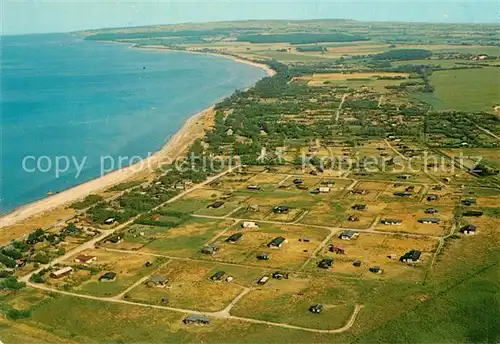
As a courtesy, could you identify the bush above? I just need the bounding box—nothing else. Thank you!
[0,276,26,291]
[6,309,32,320]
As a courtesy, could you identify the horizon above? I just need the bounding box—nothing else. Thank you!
[2,0,498,36]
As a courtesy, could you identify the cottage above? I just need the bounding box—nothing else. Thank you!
[462,198,476,206]
[257,276,269,285]
[318,258,334,269]
[99,272,116,282]
[353,260,362,267]
[427,194,439,201]
[50,266,73,279]
[74,254,97,265]
[208,201,224,209]
[108,235,123,244]
[256,252,269,260]
[273,205,289,214]
[210,271,225,282]
[317,187,330,193]
[201,245,218,255]
[15,259,26,268]
[296,184,308,190]
[293,178,303,185]
[183,315,211,325]
[272,271,289,280]
[299,237,312,242]
[398,174,411,180]
[425,208,439,214]
[329,244,346,254]
[309,304,324,314]
[463,210,483,217]
[242,221,258,229]
[394,191,412,197]
[226,233,243,243]
[400,249,422,263]
[248,204,260,212]
[247,185,261,190]
[352,204,366,211]
[350,189,367,195]
[340,230,358,240]
[348,215,359,222]
[460,224,477,235]
[147,275,168,287]
[418,218,441,224]
[104,218,116,225]
[369,266,383,274]
[268,236,287,248]
[380,218,402,225]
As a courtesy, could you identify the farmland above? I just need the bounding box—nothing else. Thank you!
[1,18,499,344]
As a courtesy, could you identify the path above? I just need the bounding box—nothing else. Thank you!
[335,94,348,122]
[25,281,363,334]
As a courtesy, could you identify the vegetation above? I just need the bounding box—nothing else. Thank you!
[237,33,369,44]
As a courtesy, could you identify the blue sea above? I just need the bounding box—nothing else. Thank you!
[0,33,267,213]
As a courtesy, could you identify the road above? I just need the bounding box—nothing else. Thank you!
[335,94,348,122]
[25,281,364,334]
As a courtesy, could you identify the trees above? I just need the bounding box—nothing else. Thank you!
[372,49,432,61]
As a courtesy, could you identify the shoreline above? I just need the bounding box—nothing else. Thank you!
[0,49,274,229]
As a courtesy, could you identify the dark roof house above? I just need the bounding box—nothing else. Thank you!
[268,236,286,248]
[418,218,440,224]
[339,230,358,240]
[226,233,243,243]
[183,315,211,325]
[99,272,116,282]
[400,249,422,263]
[380,218,402,225]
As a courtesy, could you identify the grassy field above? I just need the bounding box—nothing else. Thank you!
[416,67,500,112]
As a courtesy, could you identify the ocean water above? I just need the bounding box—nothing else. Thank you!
[0,33,267,213]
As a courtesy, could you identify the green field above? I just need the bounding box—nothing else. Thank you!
[416,67,500,112]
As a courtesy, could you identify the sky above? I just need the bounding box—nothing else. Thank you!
[1,0,499,35]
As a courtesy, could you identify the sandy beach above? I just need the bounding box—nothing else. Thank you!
[0,52,274,230]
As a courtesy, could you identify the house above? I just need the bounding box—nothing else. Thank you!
[352,204,366,211]
[210,271,225,282]
[50,267,73,279]
[183,315,211,325]
[147,275,168,288]
[226,233,243,243]
[299,237,311,242]
[460,224,477,235]
[400,249,422,263]
[348,215,359,222]
[145,261,153,267]
[380,218,402,225]
[369,266,383,274]
[268,236,286,248]
[208,201,224,209]
[104,218,116,225]
[329,244,346,254]
[318,187,330,193]
[463,210,483,217]
[99,272,116,282]
[427,194,439,201]
[248,204,260,212]
[273,205,289,214]
[398,174,411,180]
[201,245,218,255]
[247,185,261,190]
[272,271,289,280]
[108,235,123,244]
[242,221,258,229]
[257,276,269,285]
[432,185,445,190]
[353,260,362,267]
[350,189,366,195]
[318,258,334,269]
[309,304,324,314]
[74,254,97,265]
[256,252,269,260]
[419,218,440,224]
[15,259,26,268]
[293,178,303,184]
[462,198,476,206]
[340,230,358,240]
[394,191,412,197]
[296,184,308,190]
[425,208,439,214]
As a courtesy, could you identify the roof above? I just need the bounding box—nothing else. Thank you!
[150,275,167,284]
[381,218,402,223]
[75,254,95,262]
[341,230,356,238]
[211,271,225,279]
[462,224,477,231]
[226,233,243,242]
[100,272,116,280]
[352,204,366,209]
[419,218,440,223]
[209,201,224,208]
[269,236,286,246]
[403,249,421,260]
[52,266,73,275]
[184,315,210,323]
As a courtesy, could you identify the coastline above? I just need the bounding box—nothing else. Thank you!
[0,50,274,229]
